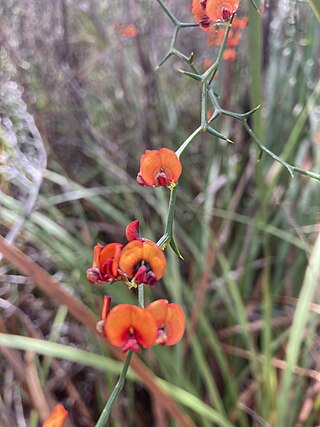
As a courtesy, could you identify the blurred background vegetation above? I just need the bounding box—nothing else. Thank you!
[0,0,320,426]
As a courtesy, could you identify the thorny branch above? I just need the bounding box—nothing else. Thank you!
[155,0,320,184]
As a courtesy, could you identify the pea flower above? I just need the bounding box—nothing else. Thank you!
[207,0,239,21]
[192,0,212,30]
[137,148,182,188]
[146,299,186,346]
[119,239,166,287]
[42,404,68,427]
[104,304,158,352]
[87,242,123,285]
[192,0,240,30]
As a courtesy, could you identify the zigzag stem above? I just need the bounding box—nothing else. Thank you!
[156,0,320,183]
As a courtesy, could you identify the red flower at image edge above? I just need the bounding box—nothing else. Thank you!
[192,0,240,30]
[119,239,166,287]
[42,404,68,427]
[87,242,123,285]
[104,304,158,352]
[207,0,239,21]
[137,148,182,188]
[146,299,186,346]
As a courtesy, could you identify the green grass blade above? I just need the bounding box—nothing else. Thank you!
[275,233,320,426]
[307,0,320,21]
[0,333,132,378]
[158,379,235,427]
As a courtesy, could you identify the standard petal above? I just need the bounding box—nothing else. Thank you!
[139,150,162,186]
[159,148,182,182]
[143,241,167,280]
[119,240,144,277]
[104,304,133,346]
[105,305,157,349]
[146,299,168,328]
[164,303,186,346]
[131,307,158,348]
[206,0,239,21]
[147,300,186,346]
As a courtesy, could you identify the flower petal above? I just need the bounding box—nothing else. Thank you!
[146,299,168,327]
[92,243,103,268]
[119,240,144,277]
[147,300,186,346]
[159,148,182,183]
[206,0,239,21]
[101,296,111,320]
[99,243,122,268]
[42,404,68,427]
[105,304,157,349]
[131,306,158,348]
[138,148,182,187]
[192,0,212,31]
[104,304,133,346]
[142,241,166,280]
[126,220,141,242]
[139,150,162,186]
[164,303,186,345]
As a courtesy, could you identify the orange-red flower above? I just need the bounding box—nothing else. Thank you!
[105,304,157,352]
[232,15,248,29]
[119,240,166,287]
[137,148,182,188]
[192,0,240,30]
[192,0,212,31]
[146,299,186,346]
[87,242,123,285]
[114,23,138,38]
[222,48,237,61]
[206,0,239,22]
[42,404,68,427]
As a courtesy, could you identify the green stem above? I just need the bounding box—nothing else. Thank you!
[96,279,145,426]
[171,27,180,49]
[156,185,178,248]
[156,0,320,184]
[291,167,320,182]
[164,185,177,237]
[201,82,207,128]
[138,284,145,308]
[242,121,294,178]
[175,126,202,158]
[179,22,199,28]
[202,16,235,82]
[155,0,178,25]
[95,351,133,427]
